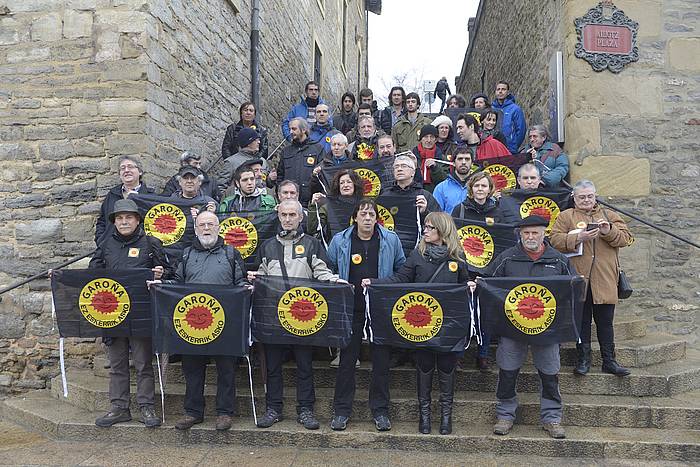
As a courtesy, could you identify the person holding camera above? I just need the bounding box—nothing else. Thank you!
[550,180,634,377]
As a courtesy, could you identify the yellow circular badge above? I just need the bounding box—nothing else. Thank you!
[306,156,315,165]
[295,245,305,255]
[144,203,187,246]
[457,225,495,268]
[483,164,516,191]
[448,261,458,272]
[519,196,561,234]
[376,204,395,231]
[219,216,258,258]
[356,142,375,160]
[173,293,225,345]
[504,283,557,335]
[354,168,381,196]
[392,292,443,342]
[278,287,328,336]
[79,278,131,328]
[351,254,362,264]
[576,221,587,230]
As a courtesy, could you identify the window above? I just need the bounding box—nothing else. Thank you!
[314,42,322,87]
[341,0,347,70]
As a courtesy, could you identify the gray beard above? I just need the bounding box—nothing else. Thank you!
[198,234,218,249]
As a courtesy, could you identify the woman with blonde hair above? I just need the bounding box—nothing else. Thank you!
[362,212,471,435]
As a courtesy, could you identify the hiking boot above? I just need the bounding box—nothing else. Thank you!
[543,422,566,439]
[330,415,349,431]
[257,408,282,428]
[493,418,513,435]
[574,343,592,376]
[139,406,161,428]
[297,408,320,430]
[95,408,131,427]
[174,415,203,430]
[476,356,489,372]
[373,414,391,431]
[215,415,232,431]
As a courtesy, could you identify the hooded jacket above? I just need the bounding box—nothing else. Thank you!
[217,149,270,198]
[218,187,277,214]
[170,236,248,286]
[451,196,504,222]
[309,120,339,153]
[89,226,171,276]
[491,94,527,154]
[221,120,269,160]
[277,137,325,205]
[95,183,154,245]
[282,96,327,141]
[432,173,470,215]
[527,141,569,188]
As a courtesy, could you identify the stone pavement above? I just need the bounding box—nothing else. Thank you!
[0,418,694,467]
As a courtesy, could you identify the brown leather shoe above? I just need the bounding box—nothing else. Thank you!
[216,415,232,431]
[174,415,203,430]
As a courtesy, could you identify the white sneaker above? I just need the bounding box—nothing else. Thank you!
[330,355,340,367]
[355,359,360,368]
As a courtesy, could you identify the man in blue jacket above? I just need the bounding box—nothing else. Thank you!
[326,198,405,432]
[491,81,527,154]
[308,104,339,153]
[282,81,325,141]
[432,147,475,214]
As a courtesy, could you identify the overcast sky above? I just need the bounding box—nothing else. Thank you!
[368,0,479,111]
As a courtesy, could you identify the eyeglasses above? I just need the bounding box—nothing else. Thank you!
[575,194,596,200]
[196,222,217,229]
[394,163,413,170]
[119,164,138,171]
[424,225,436,231]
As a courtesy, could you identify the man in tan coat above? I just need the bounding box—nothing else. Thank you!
[549,180,634,377]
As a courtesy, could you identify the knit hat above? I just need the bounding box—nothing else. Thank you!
[237,128,260,148]
[431,115,452,129]
[419,125,438,140]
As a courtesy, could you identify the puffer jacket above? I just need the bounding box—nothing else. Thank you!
[169,236,248,286]
[451,196,504,223]
[257,232,338,281]
[282,96,327,141]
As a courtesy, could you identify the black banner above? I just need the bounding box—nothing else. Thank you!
[131,194,200,264]
[500,188,572,234]
[477,276,586,345]
[217,210,278,270]
[479,153,530,192]
[320,158,392,198]
[51,268,153,338]
[151,283,251,356]
[367,283,471,352]
[324,196,358,240]
[452,218,517,276]
[251,276,354,348]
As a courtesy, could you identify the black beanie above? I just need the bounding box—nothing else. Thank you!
[419,125,438,140]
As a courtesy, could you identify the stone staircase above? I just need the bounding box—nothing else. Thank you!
[1,317,699,462]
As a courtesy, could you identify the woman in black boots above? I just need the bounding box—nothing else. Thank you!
[363,212,471,434]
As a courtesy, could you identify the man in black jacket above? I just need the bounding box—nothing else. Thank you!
[153,210,250,432]
[95,156,154,245]
[274,117,324,207]
[160,151,219,202]
[489,215,575,440]
[89,199,170,428]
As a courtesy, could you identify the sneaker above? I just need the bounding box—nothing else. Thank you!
[542,422,566,439]
[329,354,340,368]
[330,414,349,431]
[216,415,233,431]
[95,408,131,427]
[139,406,161,428]
[355,359,360,368]
[257,408,282,428]
[297,408,320,430]
[174,415,203,430]
[493,418,513,435]
[373,414,391,431]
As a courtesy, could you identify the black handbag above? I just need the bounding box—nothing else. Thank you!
[617,269,633,299]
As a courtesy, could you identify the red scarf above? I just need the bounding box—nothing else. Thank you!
[418,144,437,184]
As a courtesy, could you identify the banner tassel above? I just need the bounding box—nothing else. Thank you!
[50,294,56,332]
[246,355,258,426]
[59,337,68,397]
[316,206,328,249]
[466,290,477,350]
[475,295,483,345]
[363,287,373,342]
[316,173,329,195]
[414,206,422,247]
[155,352,166,424]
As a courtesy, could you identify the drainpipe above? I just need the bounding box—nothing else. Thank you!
[251,0,261,110]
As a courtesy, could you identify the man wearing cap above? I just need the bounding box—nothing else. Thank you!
[218,128,269,198]
[161,151,219,202]
[391,92,432,153]
[488,215,576,440]
[95,156,154,246]
[411,125,448,193]
[170,166,218,216]
[89,199,170,428]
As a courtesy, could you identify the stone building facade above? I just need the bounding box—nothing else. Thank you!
[458,0,700,346]
[0,0,370,393]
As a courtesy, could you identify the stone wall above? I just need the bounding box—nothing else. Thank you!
[457,0,564,128]
[0,0,368,393]
[458,0,700,347]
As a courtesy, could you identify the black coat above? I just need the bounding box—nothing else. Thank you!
[277,138,325,205]
[379,106,405,135]
[95,183,154,245]
[221,120,269,160]
[89,227,171,277]
[381,181,442,220]
[451,196,504,223]
[490,243,575,278]
[374,248,471,284]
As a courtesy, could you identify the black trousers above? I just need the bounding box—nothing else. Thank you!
[414,350,459,374]
[580,286,616,344]
[181,355,236,419]
[264,344,314,414]
[332,309,392,418]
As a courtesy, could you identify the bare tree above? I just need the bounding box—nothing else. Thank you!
[375,68,426,109]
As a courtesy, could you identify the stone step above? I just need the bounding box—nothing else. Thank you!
[53,369,700,430]
[91,349,700,397]
[1,392,698,462]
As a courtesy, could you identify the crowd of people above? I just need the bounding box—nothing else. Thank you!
[89,79,634,439]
